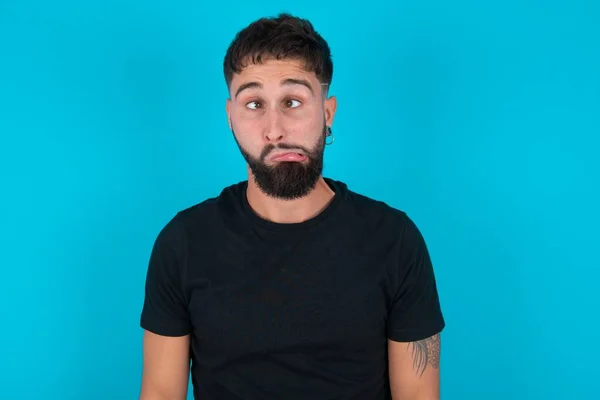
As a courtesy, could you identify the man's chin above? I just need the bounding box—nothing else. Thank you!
[250,163,321,199]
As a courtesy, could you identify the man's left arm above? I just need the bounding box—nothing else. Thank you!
[386,214,445,400]
[388,334,441,399]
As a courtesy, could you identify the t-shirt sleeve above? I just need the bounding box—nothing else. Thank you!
[387,214,445,342]
[140,216,192,337]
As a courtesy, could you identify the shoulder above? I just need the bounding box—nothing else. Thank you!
[336,179,414,231]
[155,180,247,244]
[331,179,429,255]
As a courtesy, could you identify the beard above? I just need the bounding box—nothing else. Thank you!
[233,125,326,200]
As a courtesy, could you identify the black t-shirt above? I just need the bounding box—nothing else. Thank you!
[140,178,445,400]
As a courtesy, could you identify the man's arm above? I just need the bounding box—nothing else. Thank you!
[139,331,191,400]
[386,214,445,399]
[388,334,441,400]
[139,216,192,400]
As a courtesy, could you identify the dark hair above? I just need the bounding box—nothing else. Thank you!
[223,13,333,92]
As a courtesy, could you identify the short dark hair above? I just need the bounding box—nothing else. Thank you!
[223,13,333,93]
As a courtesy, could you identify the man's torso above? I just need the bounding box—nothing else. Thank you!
[161,180,412,399]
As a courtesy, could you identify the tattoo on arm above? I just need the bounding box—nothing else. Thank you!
[407,333,441,377]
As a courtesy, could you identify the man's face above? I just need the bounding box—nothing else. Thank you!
[226,58,336,200]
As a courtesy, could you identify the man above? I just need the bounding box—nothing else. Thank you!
[139,13,445,400]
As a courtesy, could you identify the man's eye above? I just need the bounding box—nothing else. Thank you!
[284,99,302,108]
[246,101,262,110]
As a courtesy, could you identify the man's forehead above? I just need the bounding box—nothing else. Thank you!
[230,59,322,92]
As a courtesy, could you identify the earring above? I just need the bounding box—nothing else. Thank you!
[325,126,335,145]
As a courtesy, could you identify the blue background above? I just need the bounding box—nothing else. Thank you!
[1,1,598,399]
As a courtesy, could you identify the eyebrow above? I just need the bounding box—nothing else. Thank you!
[234,78,315,98]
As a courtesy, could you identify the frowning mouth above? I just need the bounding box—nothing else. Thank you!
[269,152,308,162]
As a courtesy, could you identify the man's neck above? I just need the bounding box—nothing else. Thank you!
[245,175,335,224]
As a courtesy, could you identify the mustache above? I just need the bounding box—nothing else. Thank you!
[260,143,312,161]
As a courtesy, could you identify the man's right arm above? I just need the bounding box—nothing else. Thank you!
[139,331,190,400]
[139,216,193,400]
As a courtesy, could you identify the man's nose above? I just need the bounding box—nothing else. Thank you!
[264,110,285,142]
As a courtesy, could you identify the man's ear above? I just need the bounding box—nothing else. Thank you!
[324,95,337,127]
[226,98,232,130]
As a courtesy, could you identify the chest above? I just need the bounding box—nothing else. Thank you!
[185,238,396,360]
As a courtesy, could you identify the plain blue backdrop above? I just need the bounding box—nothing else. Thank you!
[1,0,598,399]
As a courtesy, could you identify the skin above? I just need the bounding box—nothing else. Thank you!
[139,58,441,399]
[389,334,442,399]
[139,331,190,400]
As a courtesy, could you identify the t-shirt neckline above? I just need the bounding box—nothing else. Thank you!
[239,177,346,233]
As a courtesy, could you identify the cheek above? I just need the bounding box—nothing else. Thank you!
[285,117,323,142]
[232,107,268,134]
[231,118,263,150]
[282,105,323,133]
